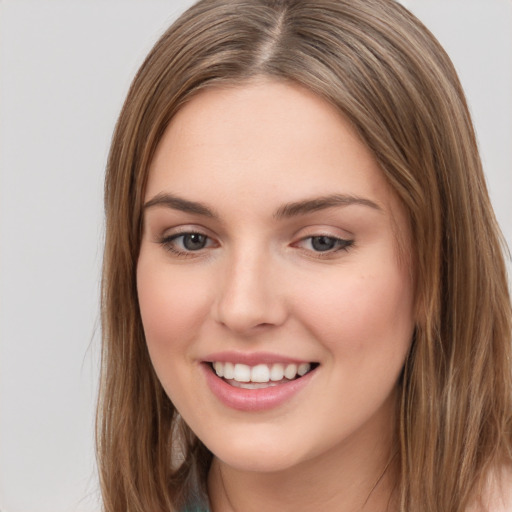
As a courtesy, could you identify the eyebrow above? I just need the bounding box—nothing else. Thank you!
[143,192,382,219]
[273,194,383,219]
[144,193,217,217]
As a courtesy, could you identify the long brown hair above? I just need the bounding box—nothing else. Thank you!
[97,1,512,510]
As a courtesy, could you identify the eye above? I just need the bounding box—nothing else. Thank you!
[159,231,216,256]
[297,235,353,253]
[176,233,209,251]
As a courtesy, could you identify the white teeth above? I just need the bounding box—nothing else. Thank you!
[251,364,270,383]
[213,361,224,377]
[223,362,235,379]
[270,363,284,381]
[212,361,312,383]
[284,363,298,379]
[234,363,251,382]
[298,363,310,376]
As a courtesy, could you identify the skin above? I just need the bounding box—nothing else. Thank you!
[137,79,415,511]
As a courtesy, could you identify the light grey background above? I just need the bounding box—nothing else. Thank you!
[0,1,510,511]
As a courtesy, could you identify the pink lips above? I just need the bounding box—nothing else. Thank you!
[203,351,311,365]
[200,353,317,412]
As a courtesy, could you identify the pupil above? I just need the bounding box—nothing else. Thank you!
[311,236,336,252]
[184,233,206,250]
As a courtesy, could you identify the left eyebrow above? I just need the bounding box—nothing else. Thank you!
[273,194,383,219]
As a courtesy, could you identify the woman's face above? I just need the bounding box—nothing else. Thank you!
[137,80,415,474]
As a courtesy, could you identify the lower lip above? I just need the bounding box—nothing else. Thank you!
[201,364,316,412]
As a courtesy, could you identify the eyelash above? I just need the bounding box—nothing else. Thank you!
[294,235,354,256]
[158,232,354,258]
[159,232,216,258]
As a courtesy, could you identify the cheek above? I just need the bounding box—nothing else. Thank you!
[136,255,212,356]
[295,260,414,359]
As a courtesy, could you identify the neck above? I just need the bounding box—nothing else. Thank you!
[207,405,399,512]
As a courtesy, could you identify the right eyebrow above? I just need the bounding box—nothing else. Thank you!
[143,192,217,218]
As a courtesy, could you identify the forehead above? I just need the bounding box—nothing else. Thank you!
[145,79,401,221]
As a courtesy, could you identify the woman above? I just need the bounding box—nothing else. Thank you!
[97,0,512,510]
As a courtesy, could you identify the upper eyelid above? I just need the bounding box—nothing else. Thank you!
[291,224,354,240]
[159,224,215,239]
[293,234,353,247]
[297,234,350,242]
[161,231,216,246]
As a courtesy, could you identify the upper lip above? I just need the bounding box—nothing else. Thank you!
[202,351,315,366]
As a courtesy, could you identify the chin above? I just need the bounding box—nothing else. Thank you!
[217,451,303,474]
[204,431,308,474]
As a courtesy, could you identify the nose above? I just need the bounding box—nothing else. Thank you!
[212,248,288,335]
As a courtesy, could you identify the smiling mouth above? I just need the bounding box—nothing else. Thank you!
[207,361,319,389]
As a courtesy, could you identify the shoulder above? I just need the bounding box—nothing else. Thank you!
[466,464,512,512]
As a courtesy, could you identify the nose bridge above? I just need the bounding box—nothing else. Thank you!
[214,240,285,333]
